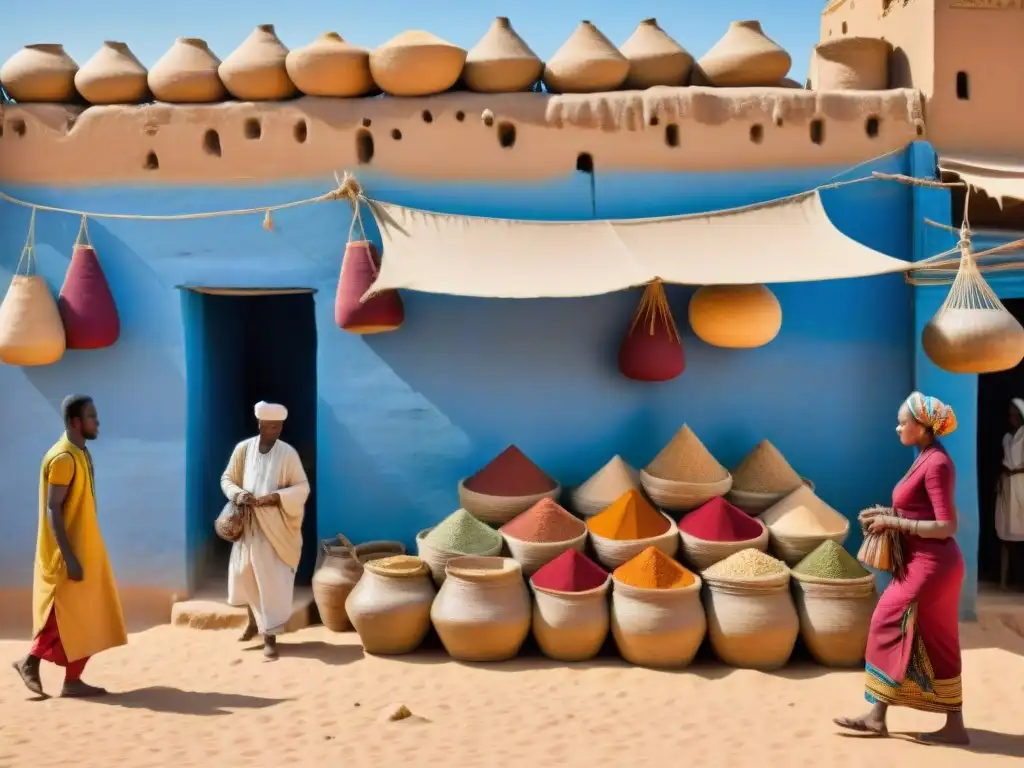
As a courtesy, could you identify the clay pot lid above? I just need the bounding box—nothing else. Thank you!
[466,16,539,61]
[550,20,627,63]
[365,555,429,577]
[620,18,692,60]
[379,30,461,50]
[25,43,68,52]
[300,31,369,53]
[176,37,213,49]
[446,555,521,580]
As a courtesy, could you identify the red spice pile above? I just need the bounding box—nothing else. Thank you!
[464,445,557,496]
[678,496,763,542]
[531,550,609,592]
[500,498,584,543]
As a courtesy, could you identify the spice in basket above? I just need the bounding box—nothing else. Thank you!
[576,455,640,502]
[587,489,670,540]
[532,550,609,592]
[703,548,787,579]
[730,439,803,493]
[464,445,557,496]
[423,509,502,554]
[678,497,763,542]
[792,540,870,580]
[760,486,847,536]
[614,546,695,589]
[500,498,585,543]
[645,425,728,482]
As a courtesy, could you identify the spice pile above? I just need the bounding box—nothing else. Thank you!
[464,445,557,496]
[645,425,728,483]
[792,540,870,580]
[731,439,803,493]
[576,455,640,502]
[532,550,609,592]
[369,555,426,575]
[679,497,763,542]
[501,498,585,543]
[614,546,695,589]
[760,486,848,536]
[587,489,671,540]
[423,509,502,554]
[703,548,787,579]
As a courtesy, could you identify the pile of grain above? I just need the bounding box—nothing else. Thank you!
[368,555,426,575]
[500,498,585,543]
[587,489,671,540]
[576,455,640,501]
[614,546,695,589]
[703,548,787,579]
[792,540,869,580]
[731,440,803,493]
[423,509,503,554]
[464,445,557,496]
[646,425,728,483]
[760,486,848,536]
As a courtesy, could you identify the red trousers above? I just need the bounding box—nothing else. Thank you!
[30,609,88,682]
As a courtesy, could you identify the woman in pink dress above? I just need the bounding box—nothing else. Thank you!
[834,392,968,745]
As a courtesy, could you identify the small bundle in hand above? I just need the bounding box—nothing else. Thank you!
[856,505,906,580]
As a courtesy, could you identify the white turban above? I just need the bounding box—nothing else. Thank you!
[254,401,288,422]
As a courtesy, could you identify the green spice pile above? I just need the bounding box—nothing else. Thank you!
[792,540,870,580]
[424,509,502,554]
[703,548,787,579]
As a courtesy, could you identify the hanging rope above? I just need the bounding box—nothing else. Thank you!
[629,279,680,342]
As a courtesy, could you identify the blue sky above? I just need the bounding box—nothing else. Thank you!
[3,1,826,83]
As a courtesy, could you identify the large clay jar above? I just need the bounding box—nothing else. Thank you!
[810,37,891,91]
[610,576,706,669]
[531,578,611,662]
[75,42,149,105]
[619,18,693,89]
[463,17,542,93]
[311,535,364,631]
[345,556,436,655]
[149,37,227,103]
[369,30,466,97]
[220,24,297,101]
[285,32,374,97]
[431,556,531,662]
[688,284,782,349]
[544,20,629,94]
[0,44,78,103]
[698,20,791,87]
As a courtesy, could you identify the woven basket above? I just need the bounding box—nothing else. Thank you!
[345,555,436,655]
[767,521,850,567]
[570,488,612,519]
[640,470,733,514]
[431,556,532,662]
[354,540,407,564]
[311,535,364,632]
[415,527,503,586]
[503,529,588,577]
[726,477,815,516]
[530,578,611,662]
[790,572,877,667]
[702,570,799,670]
[589,513,680,570]
[458,479,562,526]
[677,519,769,571]
[610,576,706,668]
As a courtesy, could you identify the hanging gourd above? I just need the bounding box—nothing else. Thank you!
[58,216,120,350]
[618,280,685,382]
[922,228,1024,374]
[688,284,782,349]
[0,209,66,366]
[334,193,404,334]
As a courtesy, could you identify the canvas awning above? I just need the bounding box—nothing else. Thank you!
[363,189,915,299]
[938,155,1024,207]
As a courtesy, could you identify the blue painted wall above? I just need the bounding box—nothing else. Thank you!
[0,145,945,610]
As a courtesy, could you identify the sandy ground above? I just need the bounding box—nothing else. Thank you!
[2,620,1023,768]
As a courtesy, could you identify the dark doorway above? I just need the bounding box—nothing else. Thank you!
[181,288,318,594]
[977,297,1024,589]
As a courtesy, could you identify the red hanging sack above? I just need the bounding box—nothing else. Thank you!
[58,216,120,350]
[618,279,685,382]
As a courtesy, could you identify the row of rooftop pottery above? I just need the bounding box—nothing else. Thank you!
[0,18,893,106]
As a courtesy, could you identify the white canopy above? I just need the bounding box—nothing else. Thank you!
[364,189,915,299]
[939,155,1024,208]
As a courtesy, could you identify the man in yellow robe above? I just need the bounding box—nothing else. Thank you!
[11,395,127,697]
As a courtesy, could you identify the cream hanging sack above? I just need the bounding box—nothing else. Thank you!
[0,209,66,366]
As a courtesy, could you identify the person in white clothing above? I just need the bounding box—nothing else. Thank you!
[220,401,310,659]
[995,398,1024,589]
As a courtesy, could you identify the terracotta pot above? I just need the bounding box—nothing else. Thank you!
[345,556,436,654]
[311,535,363,631]
[75,41,149,105]
[149,37,227,103]
[464,17,542,93]
[220,24,297,101]
[544,20,629,94]
[0,44,78,103]
[369,30,466,97]
[619,18,693,89]
[698,20,791,87]
[286,32,373,97]
[810,37,891,91]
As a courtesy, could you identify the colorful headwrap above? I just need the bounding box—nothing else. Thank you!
[904,392,957,437]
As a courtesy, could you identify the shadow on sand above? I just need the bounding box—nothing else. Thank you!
[839,729,1024,759]
[240,640,365,666]
[95,686,288,716]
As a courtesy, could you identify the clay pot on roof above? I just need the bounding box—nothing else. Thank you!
[75,42,149,105]
[697,20,791,87]
[369,30,467,97]
[543,20,629,94]
[286,32,374,97]
[463,17,542,93]
[219,24,297,101]
[148,37,227,103]
[619,18,693,89]
[0,44,78,103]
[809,37,891,91]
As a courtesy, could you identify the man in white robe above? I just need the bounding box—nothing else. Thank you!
[996,398,1024,588]
[221,401,309,659]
